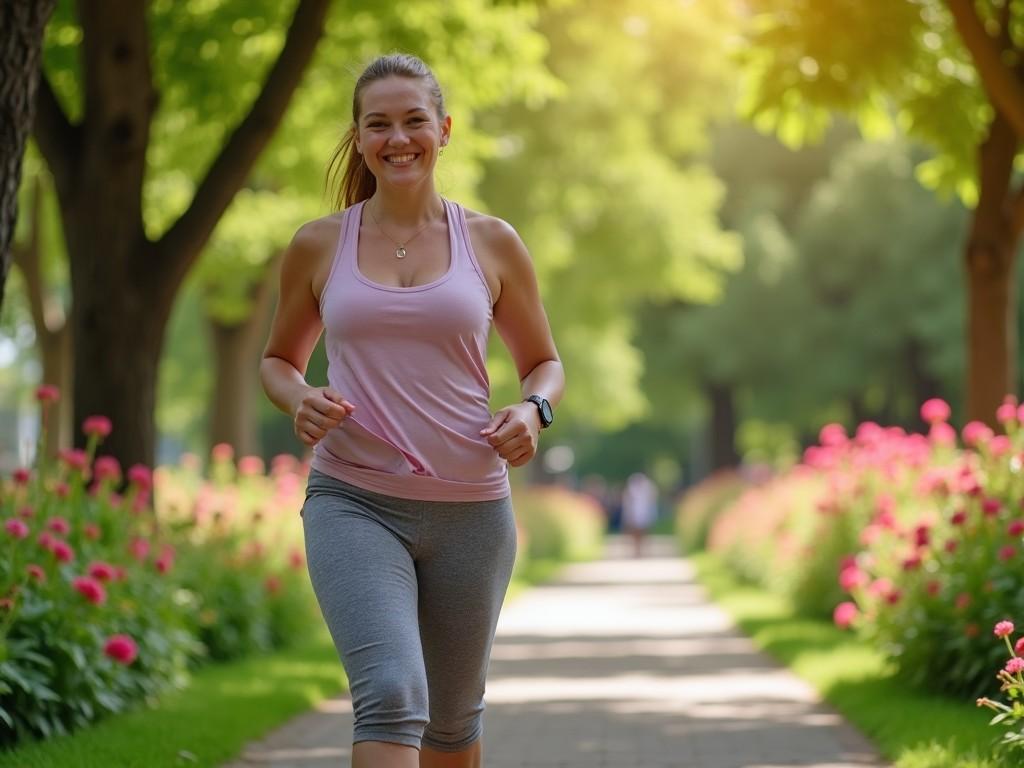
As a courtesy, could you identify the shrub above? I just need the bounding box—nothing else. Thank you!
[675,469,751,553]
[513,485,605,564]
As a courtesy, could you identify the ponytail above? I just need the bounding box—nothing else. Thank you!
[325,125,376,210]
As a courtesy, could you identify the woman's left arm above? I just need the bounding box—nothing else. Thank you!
[479,219,565,467]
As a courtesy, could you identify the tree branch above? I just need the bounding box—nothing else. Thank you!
[947,0,1024,137]
[32,72,79,201]
[158,0,330,283]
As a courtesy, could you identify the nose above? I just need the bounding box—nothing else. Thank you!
[388,126,409,145]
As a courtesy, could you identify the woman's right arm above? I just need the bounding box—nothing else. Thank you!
[260,221,354,447]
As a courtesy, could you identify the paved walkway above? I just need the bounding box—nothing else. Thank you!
[223,536,886,767]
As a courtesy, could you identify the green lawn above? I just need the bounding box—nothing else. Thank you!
[692,552,1010,768]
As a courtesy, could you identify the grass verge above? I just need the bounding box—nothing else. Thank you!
[692,551,1008,768]
[0,556,570,767]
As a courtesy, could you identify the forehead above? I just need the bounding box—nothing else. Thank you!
[359,77,433,118]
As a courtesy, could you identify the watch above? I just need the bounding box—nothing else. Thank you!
[525,395,554,429]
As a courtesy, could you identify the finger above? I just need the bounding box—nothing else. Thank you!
[311,399,350,421]
[322,389,356,413]
[489,421,528,447]
[298,430,319,446]
[481,409,511,436]
[508,446,533,465]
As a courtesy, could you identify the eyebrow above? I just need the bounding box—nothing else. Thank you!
[362,108,429,120]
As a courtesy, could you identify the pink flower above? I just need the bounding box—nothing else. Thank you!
[5,519,29,540]
[82,415,112,438]
[839,565,866,591]
[1008,520,1024,537]
[1006,657,1024,674]
[87,562,118,582]
[238,455,265,476]
[1016,637,1024,655]
[52,540,74,563]
[59,448,89,472]
[886,589,903,605]
[46,517,70,535]
[997,402,1019,425]
[914,524,931,548]
[104,634,138,665]
[921,398,951,424]
[1000,545,1017,561]
[54,481,70,498]
[819,423,847,447]
[83,523,101,541]
[951,510,968,526]
[26,564,46,582]
[869,578,894,597]
[93,456,122,483]
[833,601,859,629]
[990,435,1012,457]
[963,421,994,448]
[956,593,972,611]
[34,385,60,403]
[12,468,30,485]
[127,464,152,491]
[945,539,958,554]
[129,537,150,562]
[211,443,234,463]
[982,498,1002,517]
[72,576,107,605]
[995,620,1015,638]
[289,548,305,570]
[18,505,34,520]
[926,580,941,597]
[929,422,957,447]
[902,553,923,571]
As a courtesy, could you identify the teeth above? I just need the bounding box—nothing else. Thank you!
[387,154,416,163]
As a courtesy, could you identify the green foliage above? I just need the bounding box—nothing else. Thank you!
[674,469,750,552]
[513,485,605,564]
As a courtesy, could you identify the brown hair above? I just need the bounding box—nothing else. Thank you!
[325,53,447,210]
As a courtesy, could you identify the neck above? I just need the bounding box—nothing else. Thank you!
[369,184,444,227]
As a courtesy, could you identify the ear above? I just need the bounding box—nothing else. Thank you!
[440,114,452,147]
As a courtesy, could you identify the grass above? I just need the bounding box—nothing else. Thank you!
[0,558,569,767]
[692,551,1010,768]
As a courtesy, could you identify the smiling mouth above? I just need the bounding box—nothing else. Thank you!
[385,153,418,164]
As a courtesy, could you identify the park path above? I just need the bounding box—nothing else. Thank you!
[223,535,887,768]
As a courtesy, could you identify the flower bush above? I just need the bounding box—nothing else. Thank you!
[977,619,1024,757]
[674,469,752,553]
[512,485,606,566]
[0,388,317,746]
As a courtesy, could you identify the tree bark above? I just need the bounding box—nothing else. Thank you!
[11,174,72,455]
[32,0,330,469]
[965,111,1018,424]
[705,380,739,470]
[206,252,280,457]
[0,0,56,314]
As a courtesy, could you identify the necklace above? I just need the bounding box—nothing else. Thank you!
[366,200,439,259]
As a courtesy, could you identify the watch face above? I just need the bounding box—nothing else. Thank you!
[539,399,553,425]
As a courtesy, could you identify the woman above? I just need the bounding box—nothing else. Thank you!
[260,53,564,768]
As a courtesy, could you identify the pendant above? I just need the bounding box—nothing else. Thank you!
[396,246,407,259]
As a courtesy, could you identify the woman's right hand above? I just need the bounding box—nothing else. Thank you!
[293,387,355,446]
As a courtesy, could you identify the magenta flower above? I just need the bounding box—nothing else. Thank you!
[983,498,1002,517]
[82,415,112,438]
[51,540,74,563]
[1006,657,1024,674]
[46,517,70,535]
[34,385,60,403]
[928,422,957,446]
[818,423,847,447]
[1008,520,1024,537]
[54,481,70,498]
[238,455,265,476]
[59,448,89,472]
[129,537,150,562]
[4,518,29,540]
[127,464,152,491]
[93,456,122,483]
[833,601,859,629]
[997,401,1018,425]
[104,634,138,665]
[18,505,34,520]
[87,562,118,582]
[72,576,107,605]
[951,509,968,526]
[839,565,866,591]
[995,620,1015,638]
[1016,637,1024,655]
[963,421,994,448]
[211,442,234,462]
[26,564,46,582]
[1000,545,1017,562]
[83,523,101,541]
[921,398,951,424]
[990,435,1012,457]
[12,468,30,485]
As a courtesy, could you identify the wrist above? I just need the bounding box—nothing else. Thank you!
[523,394,554,429]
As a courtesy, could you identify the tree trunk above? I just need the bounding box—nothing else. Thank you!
[206,253,279,456]
[12,175,72,455]
[32,0,330,470]
[705,380,739,470]
[965,111,1018,425]
[0,0,56,314]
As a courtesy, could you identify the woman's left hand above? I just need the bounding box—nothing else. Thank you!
[481,403,541,467]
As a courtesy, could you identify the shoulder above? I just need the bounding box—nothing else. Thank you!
[463,207,529,262]
[283,211,346,295]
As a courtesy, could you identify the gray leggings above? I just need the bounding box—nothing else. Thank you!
[301,469,517,751]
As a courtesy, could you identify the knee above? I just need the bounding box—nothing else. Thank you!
[422,702,484,752]
[351,671,429,747]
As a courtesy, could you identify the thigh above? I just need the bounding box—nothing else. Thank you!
[301,482,428,725]
[415,496,517,721]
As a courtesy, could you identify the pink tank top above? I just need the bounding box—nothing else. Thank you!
[310,198,510,501]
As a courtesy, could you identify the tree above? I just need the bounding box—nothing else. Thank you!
[740,0,1024,423]
[32,0,330,470]
[0,1,56,313]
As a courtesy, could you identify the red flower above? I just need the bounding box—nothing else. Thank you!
[1015,637,1024,655]
[83,523,102,541]
[127,464,152,492]
[833,601,858,629]
[11,468,30,485]
[104,634,138,665]
[288,548,305,570]
[1000,545,1016,561]
[982,498,1002,517]
[34,385,60,404]
[129,537,150,562]
[93,456,122,483]
[59,449,89,472]
[951,510,968,526]
[87,562,118,582]
[72,576,107,605]
[26,564,46,582]
[52,540,74,563]
[47,517,70,535]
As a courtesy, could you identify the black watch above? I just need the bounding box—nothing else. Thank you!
[525,395,554,429]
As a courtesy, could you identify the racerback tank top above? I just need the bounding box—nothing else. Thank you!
[310,198,510,501]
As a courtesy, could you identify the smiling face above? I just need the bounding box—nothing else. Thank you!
[354,76,451,190]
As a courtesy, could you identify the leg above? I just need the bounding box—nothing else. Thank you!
[302,475,430,757]
[416,496,517,763]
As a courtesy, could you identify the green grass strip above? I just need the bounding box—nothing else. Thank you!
[0,562,569,767]
[692,552,1007,768]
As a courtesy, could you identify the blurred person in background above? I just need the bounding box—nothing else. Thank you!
[622,471,658,557]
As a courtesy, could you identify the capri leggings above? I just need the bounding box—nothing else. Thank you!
[300,469,517,752]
